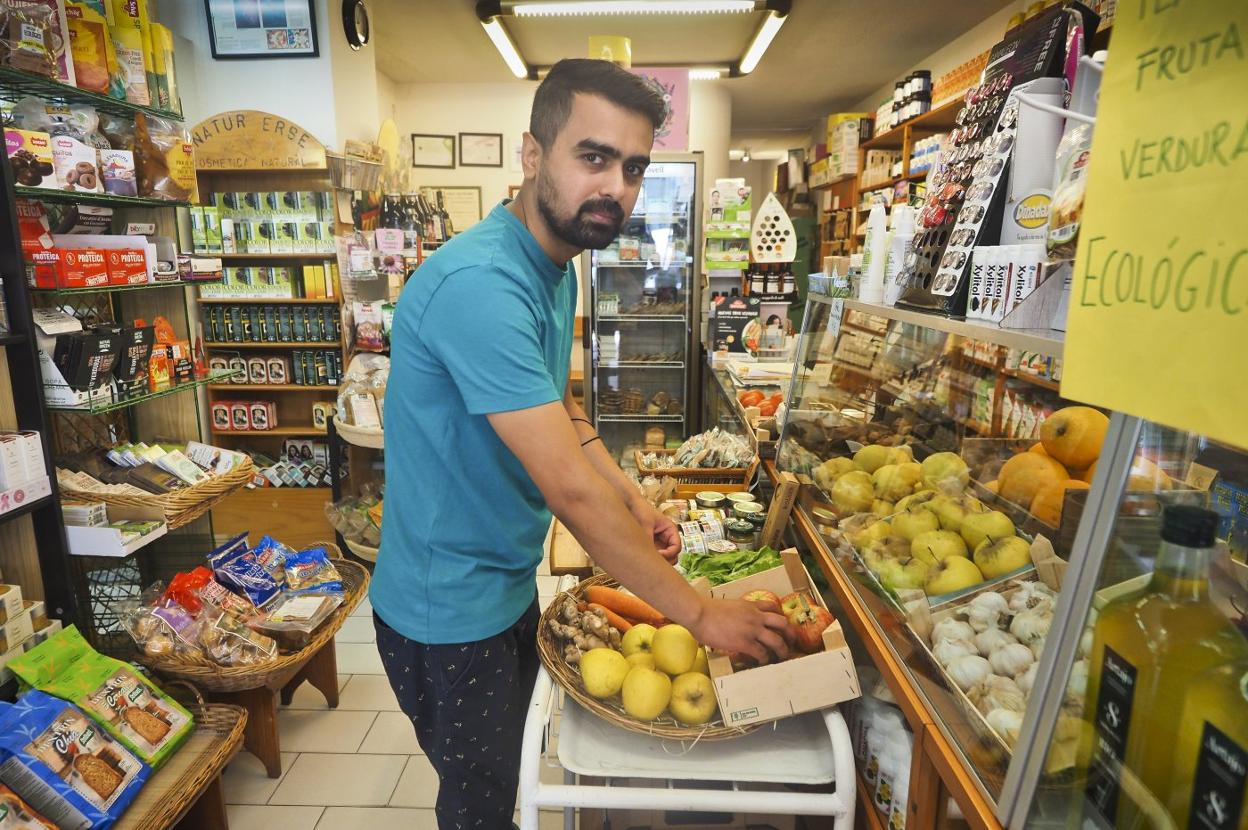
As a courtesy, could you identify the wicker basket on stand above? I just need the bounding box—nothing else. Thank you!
[537,573,758,742]
[138,543,369,693]
[634,448,759,488]
[60,458,256,530]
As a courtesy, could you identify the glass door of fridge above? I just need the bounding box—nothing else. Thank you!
[584,158,698,461]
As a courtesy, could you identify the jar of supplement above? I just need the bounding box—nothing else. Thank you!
[725,518,756,550]
[695,491,726,509]
[733,500,765,518]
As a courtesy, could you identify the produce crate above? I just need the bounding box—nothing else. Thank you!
[697,549,860,727]
[635,448,759,488]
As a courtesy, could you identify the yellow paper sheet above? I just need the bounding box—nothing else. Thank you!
[1061,2,1248,450]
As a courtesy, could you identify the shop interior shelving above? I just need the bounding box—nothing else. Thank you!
[195,165,342,549]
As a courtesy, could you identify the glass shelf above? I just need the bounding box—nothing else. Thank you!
[597,315,687,323]
[597,414,685,423]
[0,65,184,121]
[15,187,190,209]
[598,361,685,369]
[31,280,223,296]
[47,369,242,414]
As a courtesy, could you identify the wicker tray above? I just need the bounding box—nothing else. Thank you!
[538,574,758,742]
[60,458,255,530]
[139,544,370,693]
[333,416,384,449]
[344,537,378,563]
[634,448,759,487]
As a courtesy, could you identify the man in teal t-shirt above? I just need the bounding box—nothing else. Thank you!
[372,59,792,830]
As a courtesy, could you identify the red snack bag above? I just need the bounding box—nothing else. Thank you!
[163,566,213,613]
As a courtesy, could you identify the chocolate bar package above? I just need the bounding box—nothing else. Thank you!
[0,690,149,830]
[113,326,154,397]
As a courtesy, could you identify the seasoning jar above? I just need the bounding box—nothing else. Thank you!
[733,500,765,519]
[725,518,756,550]
[745,511,768,534]
[726,492,757,507]
[695,491,726,510]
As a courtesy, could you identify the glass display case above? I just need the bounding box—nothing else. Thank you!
[582,154,701,460]
[776,295,1248,828]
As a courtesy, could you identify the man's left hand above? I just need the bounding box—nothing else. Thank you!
[629,499,680,563]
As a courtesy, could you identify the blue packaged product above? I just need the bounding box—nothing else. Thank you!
[208,532,280,608]
[250,535,295,586]
[283,546,344,595]
[0,690,150,830]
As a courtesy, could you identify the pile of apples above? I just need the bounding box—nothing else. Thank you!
[813,443,926,517]
[738,390,784,419]
[987,405,1171,528]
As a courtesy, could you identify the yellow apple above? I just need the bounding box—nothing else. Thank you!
[872,499,896,518]
[960,510,1016,549]
[652,624,698,675]
[888,446,916,465]
[873,463,922,501]
[669,672,718,725]
[920,452,970,492]
[620,623,657,658]
[861,536,911,574]
[579,648,630,699]
[876,555,932,590]
[973,536,1032,579]
[849,519,892,551]
[891,508,940,542]
[853,444,894,473]
[910,529,968,564]
[924,557,984,595]
[895,490,937,513]
[626,652,656,670]
[691,648,709,676]
[832,470,875,513]
[621,666,672,720]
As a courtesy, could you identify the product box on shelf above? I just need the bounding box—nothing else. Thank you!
[0,607,34,655]
[100,148,138,196]
[0,432,45,489]
[697,549,860,726]
[64,503,167,558]
[30,248,111,290]
[4,129,58,189]
[50,135,102,193]
[0,584,23,626]
[0,641,30,685]
[106,249,150,285]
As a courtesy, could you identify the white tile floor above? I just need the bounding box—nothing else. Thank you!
[221,556,571,829]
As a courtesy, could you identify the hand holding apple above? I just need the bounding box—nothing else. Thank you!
[690,595,794,666]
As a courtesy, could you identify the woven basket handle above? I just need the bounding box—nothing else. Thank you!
[162,678,208,711]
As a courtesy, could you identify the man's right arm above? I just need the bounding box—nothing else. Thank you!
[488,401,792,664]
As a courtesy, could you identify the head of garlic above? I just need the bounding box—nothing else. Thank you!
[986,708,1024,748]
[932,618,976,645]
[1009,582,1056,614]
[967,674,1025,715]
[1065,659,1089,707]
[933,637,978,667]
[974,627,1017,657]
[989,642,1035,677]
[967,604,1002,633]
[947,654,992,691]
[970,591,1010,618]
[1017,661,1039,695]
[1078,627,1093,658]
[1010,607,1053,645]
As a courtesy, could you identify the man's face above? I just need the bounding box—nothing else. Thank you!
[533,93,654,250]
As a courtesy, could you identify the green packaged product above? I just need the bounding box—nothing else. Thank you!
[8,625,194,769]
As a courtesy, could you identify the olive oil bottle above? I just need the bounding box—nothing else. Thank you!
[1081,506,1248,828]
[1169,660,1248,830]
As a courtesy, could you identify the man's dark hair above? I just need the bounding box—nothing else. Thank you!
[530,59,667,148]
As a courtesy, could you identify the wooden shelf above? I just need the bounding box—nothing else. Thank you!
[196,297,339,305]
[960,355,1002,371]
[861,98,962,151]
[207,384,337,391]
[1005,369,1061,392]
[959,416,992,436]
[204,341,341,349]
[214,253,336,261]
[210,426,328,436]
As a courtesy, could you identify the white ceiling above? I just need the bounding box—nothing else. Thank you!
[372,0,1012,136]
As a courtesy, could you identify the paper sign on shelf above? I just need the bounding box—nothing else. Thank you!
[1059,4,1248,450]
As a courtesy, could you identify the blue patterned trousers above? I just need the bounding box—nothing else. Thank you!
[375,601,540,830]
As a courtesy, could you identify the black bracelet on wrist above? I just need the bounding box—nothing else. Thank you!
[571,417,593,427]
[581,435,603,448]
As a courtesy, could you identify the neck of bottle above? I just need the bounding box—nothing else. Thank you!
[1149,539,1214,601]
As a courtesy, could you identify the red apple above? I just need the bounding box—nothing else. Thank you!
[779,590,812,618]
[741,589,781,607]
[782,592,835,654]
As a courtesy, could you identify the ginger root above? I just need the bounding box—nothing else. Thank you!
[550,596,620,665]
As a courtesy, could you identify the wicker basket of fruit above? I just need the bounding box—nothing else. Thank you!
[537,575,759,741]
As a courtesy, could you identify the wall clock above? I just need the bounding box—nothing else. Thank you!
[343,0,370,50]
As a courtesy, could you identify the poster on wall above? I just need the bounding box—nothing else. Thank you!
[205,0,319,59]
[629,68,689,152]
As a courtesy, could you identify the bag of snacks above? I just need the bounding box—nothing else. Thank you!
[208,533,280,608]
[198,610,277,666]
[121,600,205,661]
[252,593,343,651]
[64,0,125,98]
[284,546,344,595]
[133,113,198,201]
[9,626,194,769]
[251,535,295,588]
[0,783,58,829]
[0,2,57,78]
[162,566,213,614]
[0,690,149,829]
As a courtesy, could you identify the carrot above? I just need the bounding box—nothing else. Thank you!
[585,586,665,626]
[588,602,633,633]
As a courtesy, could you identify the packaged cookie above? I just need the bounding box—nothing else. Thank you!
[133,114,197,202]
[0,690,149,829]
[199,611,276,666]
[9,626,194,769]
[51,135,101,193]
[208,532,280,608]
[0,3,57,78]
[4,130,57,189]
[283,546,344,595]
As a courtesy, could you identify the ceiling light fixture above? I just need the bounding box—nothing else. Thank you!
[509,1,756,16]
[742,149,751,162]
[480,15,530,78]
[688,68,724,80]
[738,5,787,74]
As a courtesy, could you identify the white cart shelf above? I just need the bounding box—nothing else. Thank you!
[518,579,856,830]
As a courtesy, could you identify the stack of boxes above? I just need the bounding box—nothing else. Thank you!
[0,583,60,686]
[825,113,872,182]
[932,50,991,106]
[0,431,51,507]
[191,191,335,256]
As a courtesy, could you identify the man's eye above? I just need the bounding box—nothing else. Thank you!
[626,165,645,177]
[583,153,602,164]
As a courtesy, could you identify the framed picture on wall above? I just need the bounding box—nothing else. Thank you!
[508,185,522,199]
[204,0,320,59]
[459,133,504,168]
[411,134,456,169]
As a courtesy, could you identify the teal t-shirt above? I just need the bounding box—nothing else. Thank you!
[370,203,576,644]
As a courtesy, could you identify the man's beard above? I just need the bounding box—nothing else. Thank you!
[536,170,625,250]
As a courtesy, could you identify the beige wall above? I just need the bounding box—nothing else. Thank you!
[728,159,780,205]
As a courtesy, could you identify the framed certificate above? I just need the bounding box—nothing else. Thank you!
[459,133,503,168]
[204,0,319,59]
[411,134,456,169]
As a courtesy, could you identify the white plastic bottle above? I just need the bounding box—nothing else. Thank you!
[883,205,915,306]
[857,204,888,303]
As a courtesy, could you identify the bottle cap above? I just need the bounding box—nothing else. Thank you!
[1161,504,1219,548]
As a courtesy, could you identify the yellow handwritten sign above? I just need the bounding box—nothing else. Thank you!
[1061,2,1248,450]
[191,110,326,170]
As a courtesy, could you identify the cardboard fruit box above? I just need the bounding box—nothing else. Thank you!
[697,548,860,727]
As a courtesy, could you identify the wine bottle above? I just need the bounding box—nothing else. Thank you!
[437,190,455,238]
[1080,506,1248,828]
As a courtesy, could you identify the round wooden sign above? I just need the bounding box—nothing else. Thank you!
[192,110,327,170]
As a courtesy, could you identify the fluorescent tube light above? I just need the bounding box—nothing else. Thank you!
[688,68,724,80]
[512,1,756,16]
[738,9,785,74]
[481,17,529,78]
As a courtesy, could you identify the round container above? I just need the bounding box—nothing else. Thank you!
[725,518,756,550]
[733,501,765,518]
[707,539,738,555]
[745,512,767,532]
[811,507,840,539]
[726,492,757,506]
[695,491,726,509]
